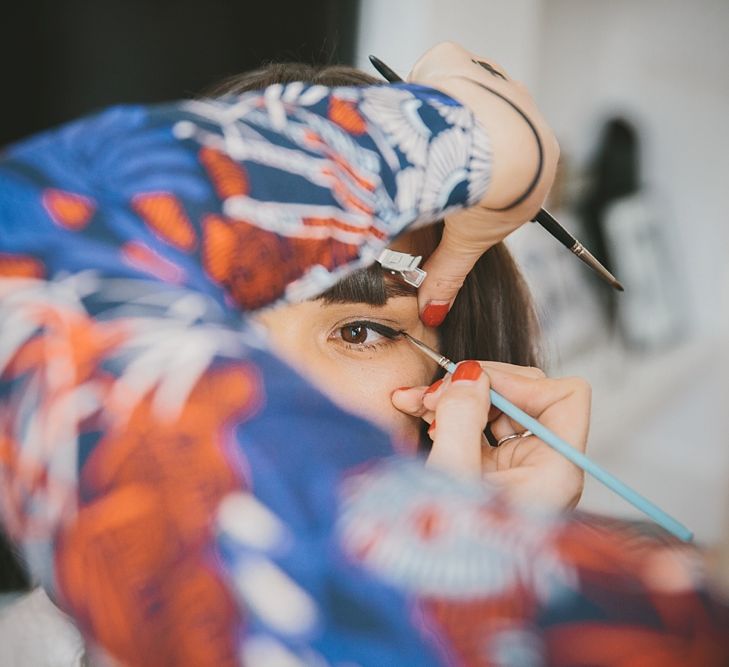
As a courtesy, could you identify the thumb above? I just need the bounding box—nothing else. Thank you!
[427,361,491,477]
[417,216,485,327]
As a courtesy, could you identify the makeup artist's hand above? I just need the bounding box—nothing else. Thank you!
[392,361,591,509]
[408,42,559,326]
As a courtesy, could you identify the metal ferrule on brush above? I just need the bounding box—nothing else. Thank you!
[401,332,456,373]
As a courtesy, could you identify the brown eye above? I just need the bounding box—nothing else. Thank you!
[340,324,369,344]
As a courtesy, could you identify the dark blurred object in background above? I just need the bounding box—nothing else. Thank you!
[575,118,640,297]
[0,0,360,146]
[574,116,684,350]
[0,531,28,592]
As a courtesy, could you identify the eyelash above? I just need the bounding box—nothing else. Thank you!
[330,320,400,352]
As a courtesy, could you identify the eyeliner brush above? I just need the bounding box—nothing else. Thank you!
[399,331,692,543]
[368,55,624,292]
[534,209,624,291]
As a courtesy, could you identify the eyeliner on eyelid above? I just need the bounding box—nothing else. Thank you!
[331,320,405,351]
[352,321,404,339]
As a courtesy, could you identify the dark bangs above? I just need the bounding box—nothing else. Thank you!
[320,221,541,370]
[318,264,417,306]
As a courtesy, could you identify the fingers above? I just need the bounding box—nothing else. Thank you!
[427,361,491,477]
[392,365,490,478]
[417,209,519,325]
[392,361,549,443]
[484,366,590,509]
[417,217,483,325]
[484,364,544,440]
[415,206,533,325]
[391,361,591,511]
[391,385,429,418]
[408,41,559,325]
[485,366,591,452]
[479,361,545,380]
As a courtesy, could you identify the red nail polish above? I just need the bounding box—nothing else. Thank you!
[452,360,482,382]
[424,378,444,395]
[421,302,450,327]
[428,419,437,436]
[394,386,412,393]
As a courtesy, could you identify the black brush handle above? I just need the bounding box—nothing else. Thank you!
[369,55,404,83]
[532,209,575,249]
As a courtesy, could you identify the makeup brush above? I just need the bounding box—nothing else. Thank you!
[393,329,692,542]
[368,55,624,292]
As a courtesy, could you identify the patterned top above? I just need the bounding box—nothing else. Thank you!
[0,83,727,667]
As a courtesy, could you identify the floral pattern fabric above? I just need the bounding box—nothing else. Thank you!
[0,83,727,666]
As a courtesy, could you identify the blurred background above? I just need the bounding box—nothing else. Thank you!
[357,0,729,546]
[1,0,727,593]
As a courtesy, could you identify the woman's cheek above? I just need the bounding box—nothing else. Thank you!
[342,367,413,432]
[308,349,433,440]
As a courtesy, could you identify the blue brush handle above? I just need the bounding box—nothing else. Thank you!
[489,388,693,541]
[442,359,693,542]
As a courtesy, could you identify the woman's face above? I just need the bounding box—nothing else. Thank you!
[255,268,439,452]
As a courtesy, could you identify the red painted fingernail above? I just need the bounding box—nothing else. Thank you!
[452,360,482,382]
[424,378,444,395]
[421,302,450,327]
[394,386,412,393]
[428,419,437,436]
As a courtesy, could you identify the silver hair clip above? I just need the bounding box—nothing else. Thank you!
[376,249,427,288]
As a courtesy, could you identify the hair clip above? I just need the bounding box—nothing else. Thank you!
[377,249,427,287]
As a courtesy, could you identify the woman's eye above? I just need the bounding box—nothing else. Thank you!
[334,321,387,348]
[341,323,386,345]
[341,324,369,344]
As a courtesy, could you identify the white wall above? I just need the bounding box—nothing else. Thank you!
[354,0,543,89]
[535,0,729,336]
[533,0,729,543]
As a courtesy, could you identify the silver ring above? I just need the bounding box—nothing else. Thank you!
[495,429,532,448]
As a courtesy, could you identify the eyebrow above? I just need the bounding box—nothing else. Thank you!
[316,266,417,306]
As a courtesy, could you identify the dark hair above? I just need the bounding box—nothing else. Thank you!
[0,530,29,592]
[202,62,384,96]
